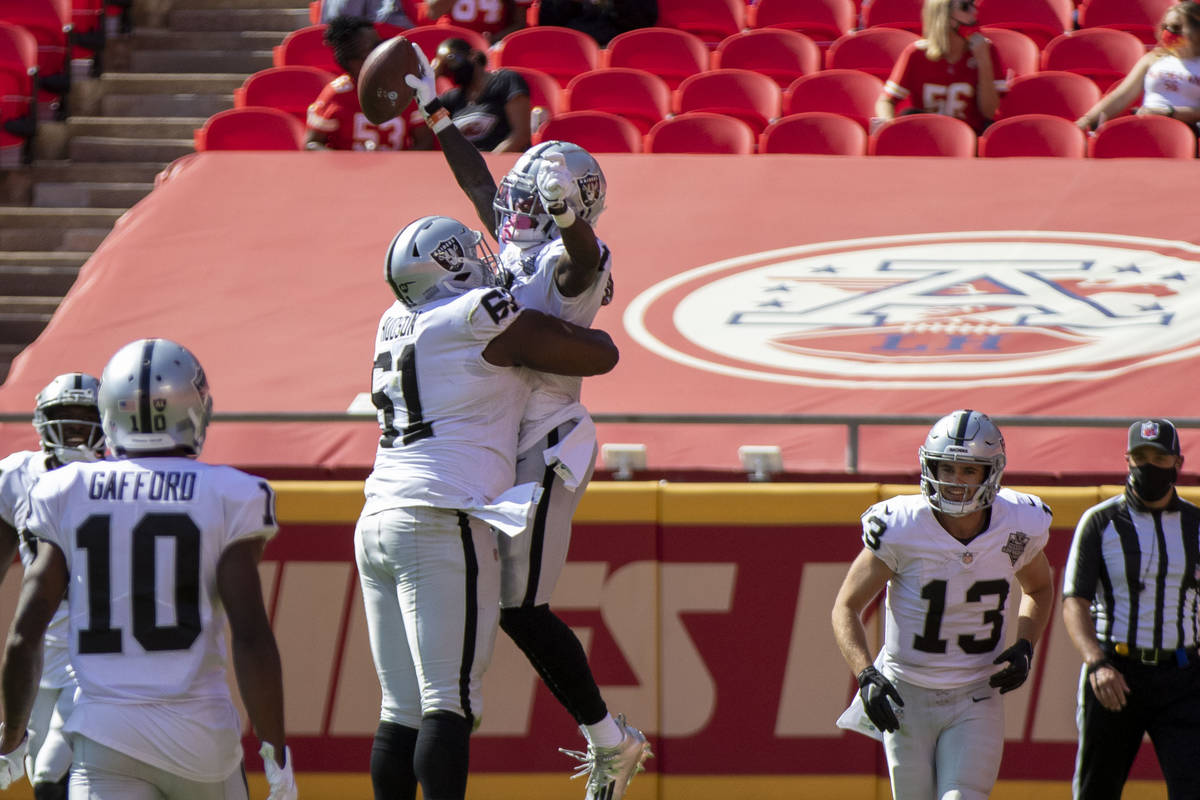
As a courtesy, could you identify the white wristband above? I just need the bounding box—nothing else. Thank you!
[550,206,576,227]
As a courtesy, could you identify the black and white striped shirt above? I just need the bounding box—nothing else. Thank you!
[1063,490,1200,652]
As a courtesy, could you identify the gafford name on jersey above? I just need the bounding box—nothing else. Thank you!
[86,468,196,502]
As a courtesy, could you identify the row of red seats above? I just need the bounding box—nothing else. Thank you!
[193,105,1196,158]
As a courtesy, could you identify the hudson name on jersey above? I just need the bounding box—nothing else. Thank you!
[864,489,1052,688]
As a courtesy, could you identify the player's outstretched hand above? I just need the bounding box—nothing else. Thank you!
[403,43,438,109]
[989,638,1034,694]
[536,153,579,220]
[259,742,298,800]
[857,666,903,733]
[0,726,28,790]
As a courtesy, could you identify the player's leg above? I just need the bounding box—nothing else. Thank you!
[31,687,74,799]
[882,678,937,800]
[404,509,501,800]
[355,509,422,800]
[1072,666,1144,800]
[67,735,179,800]
[25,686,58,784]
[932,682,1004,800]
[1144,662,1200,799]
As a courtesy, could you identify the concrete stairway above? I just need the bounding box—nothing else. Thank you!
[0,0,311,382]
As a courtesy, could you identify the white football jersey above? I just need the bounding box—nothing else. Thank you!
[863,489,1051,689]
[499,237,612,448]
[0,450,73,688]
[363,286,535,517]
[25,456,278,781]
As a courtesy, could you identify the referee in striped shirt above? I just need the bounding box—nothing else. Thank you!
[1062,418,1200,800]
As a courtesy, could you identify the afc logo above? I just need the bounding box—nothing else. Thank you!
[627,232,1200,388]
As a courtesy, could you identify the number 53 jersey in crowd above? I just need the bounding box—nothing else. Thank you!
[24,456,278,782]
[862,489,1051,689]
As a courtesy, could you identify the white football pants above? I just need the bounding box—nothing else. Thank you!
[67,736,247,800]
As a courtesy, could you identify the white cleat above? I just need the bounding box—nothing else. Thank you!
[559,714,653,800]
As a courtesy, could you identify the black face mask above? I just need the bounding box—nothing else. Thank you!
[1129,462,1178,502]
[446,57,475,87]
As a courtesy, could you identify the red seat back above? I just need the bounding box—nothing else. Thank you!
[534,110,643,153]
[657,0,746,45]
[1078,0,1175,45]
[603,27,710,90]
[1088,115,1198,158]
[862,0,924,33]
[977,113,1088,156]
[979,27,1041,80]
[675,68,783,134]
[490,25,600,88]
[712,29,821,88]
[869,113,977,156]
[976,0,1072,47]
[995,70,1103,120]
[234,66,334,121]
[824,27,919,80]
[194,107,307,152]
[403,24,490,61]
[506,66,563,117]
[783,69,884,130]
[564,67,671,134]
[273,24,340,74]
[747,0,856,47]
[758,111,868,154]
[1040,28,1147,92]
[645,111,757,153]
[0,0,71,80]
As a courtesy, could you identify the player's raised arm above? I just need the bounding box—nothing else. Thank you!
[404,43,499,232]
[483,308,618,376]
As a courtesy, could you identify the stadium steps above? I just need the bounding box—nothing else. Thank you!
[0,0,312,383]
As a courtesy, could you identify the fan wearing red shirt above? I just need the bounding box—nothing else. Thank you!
[876,0,1003,135]
[305,15,433,150]
[417,0,530,43]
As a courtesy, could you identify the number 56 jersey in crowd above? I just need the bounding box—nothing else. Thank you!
[862,489,1051,689]
[24,456,278,782]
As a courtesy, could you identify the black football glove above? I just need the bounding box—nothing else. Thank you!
[857,666,904,733]
[989,638,1034,694]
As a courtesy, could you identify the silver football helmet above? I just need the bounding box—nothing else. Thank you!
[493,140,607,246]
[919,409,1006,516]
[385,215,501,309]
[98,339,213,457]
[33,372,105,464]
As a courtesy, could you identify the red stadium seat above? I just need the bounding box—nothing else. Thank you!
[1077,0,1175,45]
[564,68,671,134]
[977,113,1087,156]
[194,107,307,152]
[861,0,924,33]
[490,25,600,88]
[533,110,643,153]
[0,0,72,102]
[758,111,867,154]
[824,27,919,80]
[603,27,710,90]
[71,0,105,60]
[995,70,1102,120]
[979,27,1041,80]
[657,0,746,46]
[675,68,783,134]
[747,0,856,47]
[506,66,563,120]
[976,0,1072,47]
[403,24,490,61]
[1040,28,1146,92]
[272,24,340,74]
[645,111,757,153]
[712,29,821,88]
[868,113,977,156]
[233,65,334,122]
[783,69,884,130]
[0,21,38,164]
[1088,115,1198,158]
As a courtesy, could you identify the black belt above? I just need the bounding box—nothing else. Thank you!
[1107,642,1200,666]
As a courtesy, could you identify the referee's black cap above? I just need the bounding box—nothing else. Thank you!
[1128,418,1181,455]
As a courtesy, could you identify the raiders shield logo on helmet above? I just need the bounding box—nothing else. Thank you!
[430,237,466,272]
[576,173,601,209]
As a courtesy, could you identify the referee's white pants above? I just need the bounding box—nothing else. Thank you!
[883,676,1004,800]
[67,736,247,800]
[355,506,501,729]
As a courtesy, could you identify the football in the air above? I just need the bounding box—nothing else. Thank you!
[358,36,419,125]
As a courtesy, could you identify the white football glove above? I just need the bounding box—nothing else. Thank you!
[259,742,297,800]
[403,43,438,109]
[536,154,579,221]
[0,726,29,791]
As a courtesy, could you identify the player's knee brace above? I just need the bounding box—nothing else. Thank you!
[415,711,472,800]
[370,720,419,800]
[32,776,68,800]
[500,605,607,725]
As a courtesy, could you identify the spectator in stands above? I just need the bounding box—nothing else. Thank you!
[433,37,531,152]
[416,0,529,44]
[536,0,658,46]
[320,0,414,27]
[1075,1,1200,133]
[306,15,433,150]
[875,0,1003,134]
